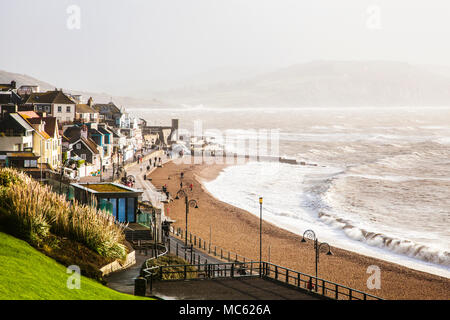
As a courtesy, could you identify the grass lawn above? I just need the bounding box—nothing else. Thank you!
[0,232,150,300]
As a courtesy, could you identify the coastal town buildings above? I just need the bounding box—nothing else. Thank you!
[24,89,76,124]
[0,78,181,233]
[75,97,99,123]
[17,85,40,96]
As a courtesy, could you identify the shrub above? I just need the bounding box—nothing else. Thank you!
[0,168,127,259]
[0,168,23,188]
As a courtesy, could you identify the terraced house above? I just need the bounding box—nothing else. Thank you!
[18,112,61,169]
[75,97,99,123]
[24,89,76,124]
[0,112,61,170]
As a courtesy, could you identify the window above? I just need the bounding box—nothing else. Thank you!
[57,106,62,112]
[66,106,71,112]
[29,160,37,168]
[127,198,135,223]
[118,198,126,222]
[81,154,86,160]
[76,143,81,150]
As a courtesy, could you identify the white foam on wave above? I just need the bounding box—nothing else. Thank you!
[202,161,450,278]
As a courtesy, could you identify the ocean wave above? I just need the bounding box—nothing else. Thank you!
[318,212,450,266]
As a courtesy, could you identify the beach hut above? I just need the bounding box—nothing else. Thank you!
[70,182,143,223]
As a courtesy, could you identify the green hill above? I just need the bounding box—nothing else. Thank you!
[0,232,149,300]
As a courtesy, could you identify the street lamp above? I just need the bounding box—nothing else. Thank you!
[259,197,263,277]
[301,229,332,291]
[175,188,198,255]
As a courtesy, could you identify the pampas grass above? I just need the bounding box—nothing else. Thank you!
[0,168,126,259]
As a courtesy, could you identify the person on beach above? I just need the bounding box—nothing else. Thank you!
[189,183,193,191]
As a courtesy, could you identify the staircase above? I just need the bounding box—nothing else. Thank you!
[125,223,153,242]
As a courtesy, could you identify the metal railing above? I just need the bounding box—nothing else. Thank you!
[168,228,383,300]
[156,261,261,280]
[172,227,253,264]
[262,262,382,300]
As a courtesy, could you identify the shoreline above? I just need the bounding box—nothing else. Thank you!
[150,158,450,300]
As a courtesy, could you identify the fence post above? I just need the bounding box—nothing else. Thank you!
[176,242,178,257]
[231,263,234,278]
[349,289,352,300]
[335,284,339,299]
[275,265,278,280]
[214,246,217,256]
[184,265,187,280]
[286,269,289,283]
[228,251,230,262]
[322,280,325,295]
[297,273,300,287]
[220,248,223,259]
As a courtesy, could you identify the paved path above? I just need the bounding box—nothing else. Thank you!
[104,250,151,295]
[105,235,228,296]
[150,277,321,300]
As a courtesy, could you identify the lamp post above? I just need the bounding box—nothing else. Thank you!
[259,196,263,277]
[301,229,332,291]
[175,188,198,259]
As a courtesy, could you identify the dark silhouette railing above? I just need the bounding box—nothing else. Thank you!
[166,228,383,300]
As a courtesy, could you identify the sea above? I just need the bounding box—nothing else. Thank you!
[132,105,450,278]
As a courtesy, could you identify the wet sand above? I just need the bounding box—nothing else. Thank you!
[149,158,450,300]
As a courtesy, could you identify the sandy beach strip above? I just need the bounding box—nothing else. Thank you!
[149,157,450,300]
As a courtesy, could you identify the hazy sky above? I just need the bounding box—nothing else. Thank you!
[1,0,450,96]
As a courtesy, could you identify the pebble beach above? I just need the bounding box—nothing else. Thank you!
[149,158,450,300]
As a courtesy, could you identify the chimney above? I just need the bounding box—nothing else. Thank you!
[10,81,16,89]
[81,124,88,139]
[88,97,93,107]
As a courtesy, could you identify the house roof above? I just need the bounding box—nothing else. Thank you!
[17,111,40,119]
[76,103,97,114]
[7,152,40,159]
[64,126,100,154]
[98,127,111,135]
[25,90,75,105]
[8,113,35,132]
[78,137,100,154]
[20,114,58,139]
[42,117,58,139]
[92,102,121,114]
[63,126,82,143]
